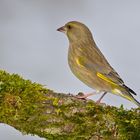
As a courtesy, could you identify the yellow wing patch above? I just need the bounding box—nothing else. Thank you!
[97,72,118,86]
[75,57,85,67]
[97,72,133,101]
[76,58,82,66]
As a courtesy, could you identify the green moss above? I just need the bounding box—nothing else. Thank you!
[0,70,140,140]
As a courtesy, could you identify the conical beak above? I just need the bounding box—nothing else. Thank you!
[57,26,67,33]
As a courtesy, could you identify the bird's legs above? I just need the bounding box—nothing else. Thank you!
[76,93,94,99]
[76,91,100,100]
[96,92,107,104]
[75,91,107,103]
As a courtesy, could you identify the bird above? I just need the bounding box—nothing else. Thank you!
[57,21,140,107]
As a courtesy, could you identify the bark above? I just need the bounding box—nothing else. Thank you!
[0,70,139,140]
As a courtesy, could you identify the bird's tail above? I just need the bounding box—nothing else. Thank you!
[113,85,140,107]
[132,97,140,107]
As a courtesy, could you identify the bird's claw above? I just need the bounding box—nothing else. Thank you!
[75,92,94,100]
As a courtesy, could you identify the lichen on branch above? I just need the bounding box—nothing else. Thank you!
[0,70,139,140]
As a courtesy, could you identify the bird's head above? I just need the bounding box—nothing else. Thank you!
[57,21,93,43]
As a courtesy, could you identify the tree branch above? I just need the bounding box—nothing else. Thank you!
[0,70,139,140]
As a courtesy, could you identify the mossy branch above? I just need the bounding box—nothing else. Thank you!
[0,70,139,140]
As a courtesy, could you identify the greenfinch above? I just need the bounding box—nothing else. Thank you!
[57,21,140,107]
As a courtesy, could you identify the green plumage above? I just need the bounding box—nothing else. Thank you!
[57,21,140,107]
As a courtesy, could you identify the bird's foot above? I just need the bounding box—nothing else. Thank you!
[95,92,107,105]
[75,92,94,100]
[96,99,101,104]
[96,99,106,106]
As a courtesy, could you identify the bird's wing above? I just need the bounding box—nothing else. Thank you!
[78,44,124,85]
[92,44,124,85]
[77,55,124,85]
[96,70,124,86]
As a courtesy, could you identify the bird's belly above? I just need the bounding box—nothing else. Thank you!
[68,56,110,91]
[68,46,113,91]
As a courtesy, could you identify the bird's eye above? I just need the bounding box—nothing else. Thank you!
[67,25,72,29]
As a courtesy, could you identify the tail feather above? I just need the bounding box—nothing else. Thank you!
[113,86,140,107]
[123,84,137,95]
[123,85,140,107]
[132,98,140,107]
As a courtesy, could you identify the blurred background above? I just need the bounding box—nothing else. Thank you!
[0,0,140,139]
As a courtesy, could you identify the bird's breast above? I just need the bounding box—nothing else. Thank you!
[68,45,97,88]
[68,45,87,73]
[67,44,112,91]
